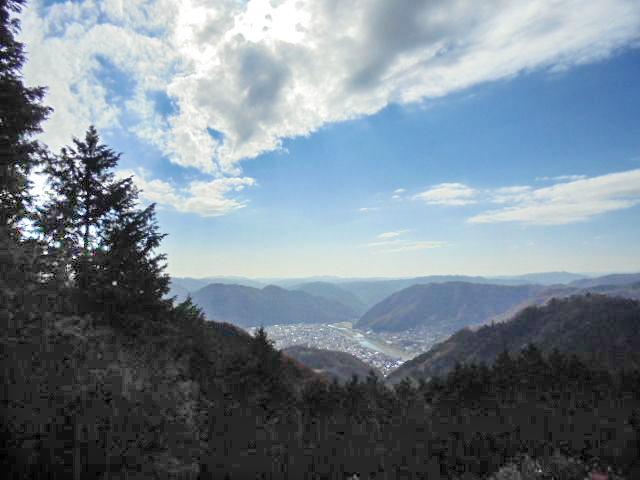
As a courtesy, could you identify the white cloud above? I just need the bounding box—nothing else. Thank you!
[414,182,477,205]
[116,169,256,217]
[384,241,447,253]
[489,185,533,204]
[469,169,640,225]
[20,0,640,179]
[366,239,447,253]
[535,174,587,182]
[377,230,409,239]
[20,0,179,153]
[391,188,406,200]
[366,231,445,253]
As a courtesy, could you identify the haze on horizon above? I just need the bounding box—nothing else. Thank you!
[169,271,638,284]
[20,0,640,279]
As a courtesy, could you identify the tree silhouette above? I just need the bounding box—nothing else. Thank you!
[0,0,51,228]
[36,127,170,324]
[36,127,129,284]
[0,0,53,325]
[93,189,169,317]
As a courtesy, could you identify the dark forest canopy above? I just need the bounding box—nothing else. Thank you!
[387,294,640,385]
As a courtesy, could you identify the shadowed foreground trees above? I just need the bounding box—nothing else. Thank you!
[200,339,639,479]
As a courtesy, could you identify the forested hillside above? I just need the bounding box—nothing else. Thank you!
[282,345,384,385]
[386,294,640,385]
[337,275,491,310]
[357,282,542,333]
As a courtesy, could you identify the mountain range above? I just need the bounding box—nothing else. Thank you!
[190,283,357,328]
[169,272,639,312]
[168,272,640,333]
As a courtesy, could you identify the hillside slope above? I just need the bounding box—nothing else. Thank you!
[338,275,491,310]
[1,301,324,477]
[356,282,542,333]
[386,294,640,385]
[282,345,384,385]
[166,281,190,304]
[481,282,640,325]
[191,283,357,328]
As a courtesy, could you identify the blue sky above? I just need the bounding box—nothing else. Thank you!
[19,0,640,278]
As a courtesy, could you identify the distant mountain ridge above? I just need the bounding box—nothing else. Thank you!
[190,283,357,328]
[168,272,640,328]
[569,273,640,288]
[385,294,640,385]
[291,281,367,316]
[355,282,543,333]
[171,276,266,291]
[337,275,492,310]
[167,276,268,304]
[167,282,190,304]
[486,282,640,325]
[486,271,588,285]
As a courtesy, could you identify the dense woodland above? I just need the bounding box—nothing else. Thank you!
[1,1,640,478]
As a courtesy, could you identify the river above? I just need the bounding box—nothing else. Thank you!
[328,322,415,361]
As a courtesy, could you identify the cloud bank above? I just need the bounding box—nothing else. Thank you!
[116,169,256,217]
[19,0,640,213]
[412,169,640,225]
[367,230,445,253]
[414,183,477,205]
[469,169,640,225]
[378,230,409,239]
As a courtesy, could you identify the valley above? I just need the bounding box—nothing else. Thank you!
[178,272,640,380]
[247,320,451,376]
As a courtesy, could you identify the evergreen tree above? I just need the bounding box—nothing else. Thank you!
[494,349,515,381]
[92,190,170,316]
[518,343,548,386]
[0,0,51,228]
[250,326,283,377]
[1,0,52,319]
[301,379,331,419]
[395,377,417,410]
[36,127,170,323]
[36,127,131,286]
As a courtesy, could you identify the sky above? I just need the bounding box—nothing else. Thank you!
[18,0,640,278]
